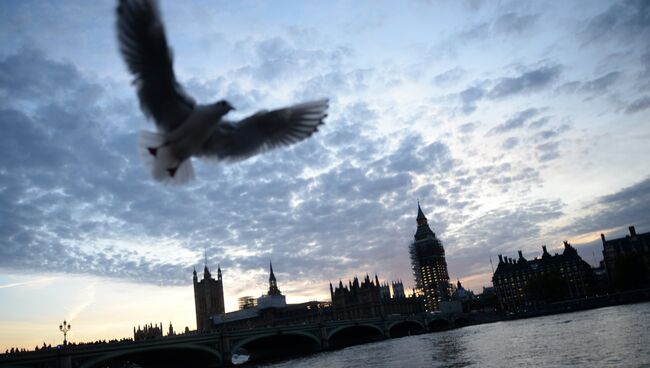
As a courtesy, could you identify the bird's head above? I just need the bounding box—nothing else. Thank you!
[214,100,235,114]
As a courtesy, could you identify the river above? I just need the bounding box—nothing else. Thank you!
[257,302,650,368]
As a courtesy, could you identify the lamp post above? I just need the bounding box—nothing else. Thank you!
[59,320,71,346]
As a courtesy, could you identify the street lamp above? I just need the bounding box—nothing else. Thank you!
[59,320,71,346]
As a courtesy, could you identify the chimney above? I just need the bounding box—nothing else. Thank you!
[518,250,524,259]
[601,233,606,244]
[629,226,636,237]
[498,254,503,263]
[542,245,548,253]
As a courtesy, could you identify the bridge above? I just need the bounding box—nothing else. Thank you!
[0,313,480,368]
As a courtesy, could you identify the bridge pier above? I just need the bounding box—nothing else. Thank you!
[319,325,329,349]
[219,337,232,368]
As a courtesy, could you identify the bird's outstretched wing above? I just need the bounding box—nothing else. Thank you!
[198,99,328,161]
[116,0,194,132]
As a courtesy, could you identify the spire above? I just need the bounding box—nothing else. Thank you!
[203,250,210,278]
[267,260,281,296]
[414,201,436,240]
[193,267,198,282]
[417,200,426,222]
[217,264,222,280]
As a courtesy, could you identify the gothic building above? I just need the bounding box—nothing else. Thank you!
[409,203,450,311]
[330,274,424,319]
[193,262,225,331]
[492,242,594,312]
[601,226,650,289]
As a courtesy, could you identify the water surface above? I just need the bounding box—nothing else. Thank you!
[260,302,650,368]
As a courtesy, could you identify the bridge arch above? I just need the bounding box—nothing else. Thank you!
[454,317,470,328]
[79,343,221,368]
[387,320,426,337]
[428,318,451,332]
[327,323,385,349]
[229,331,321,365]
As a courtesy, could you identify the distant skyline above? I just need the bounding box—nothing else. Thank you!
[1,0,650,351]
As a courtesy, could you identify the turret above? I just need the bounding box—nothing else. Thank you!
[542,245,550,258]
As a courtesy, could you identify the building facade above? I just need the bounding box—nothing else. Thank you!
[193,263,225,331]
[492,242,594,313]
[212,263,329,330]
[601,226,650,289]
[330,274,424,319]
[409,203,450,311]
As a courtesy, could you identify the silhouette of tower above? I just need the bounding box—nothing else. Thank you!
[409,202,450,311]
[267,261,282,296]
[193,259,225,331]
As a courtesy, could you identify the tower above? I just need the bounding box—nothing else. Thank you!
[409,202,450,311]
[267,261,282,296]
[193,260,225,331]
[256,261,286,309]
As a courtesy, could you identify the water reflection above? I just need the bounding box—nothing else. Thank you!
[433,331,471,367]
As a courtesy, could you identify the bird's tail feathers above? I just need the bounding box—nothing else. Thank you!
[139,130,194,185]
[138,130,166,163]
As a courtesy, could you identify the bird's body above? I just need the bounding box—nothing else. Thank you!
[116,0,328,184]
[139,103,233,182]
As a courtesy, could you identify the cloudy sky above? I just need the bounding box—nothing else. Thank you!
[1,0,649,350]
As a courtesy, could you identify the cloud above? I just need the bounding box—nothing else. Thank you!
[459,86,486,114]
[432,67,465,86]
[430,11,539,58]
[625,95,650,114]
[488,65,562,99]
[235,36,351,83]
[535,141,561,162]
[490,108,540,134]
[502,137,519,150]
[445,198,565,274]
[455,64,560,116]
[582,0,650,44]
[562,176,650,235]
[557,71,621,96]
[492,12,539,35]
[458,122,477,134]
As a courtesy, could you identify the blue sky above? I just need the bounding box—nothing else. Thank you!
[1,0,649,350]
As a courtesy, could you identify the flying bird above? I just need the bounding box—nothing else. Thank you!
[116,0,328,184]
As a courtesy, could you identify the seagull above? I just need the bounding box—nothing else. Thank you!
[116,0,328,184]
